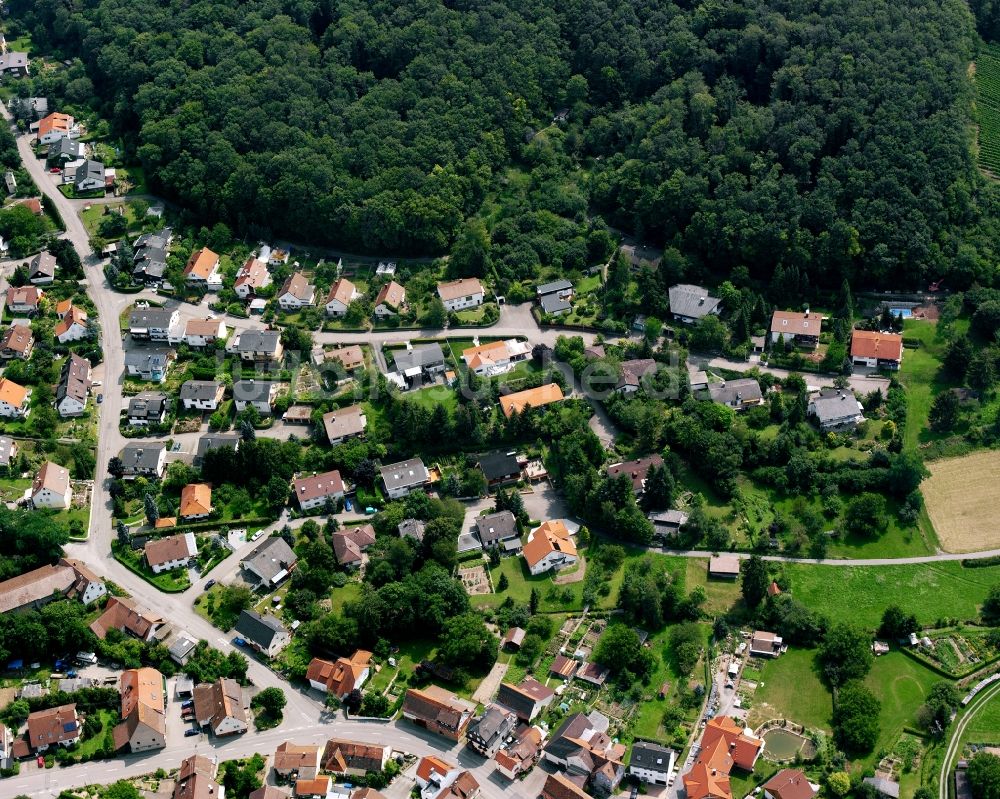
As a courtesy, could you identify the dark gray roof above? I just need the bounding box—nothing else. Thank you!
[476,511,518,546]
[707,378,763,405]
[133,229,172,252]
[181,380,224,401]
[668,284,721,319]
[237,330,281,353]
[129,308,175,329]
[380,458,429,491]
[74,159,104,187]
[649,510,688,528]
[478,451,520,481]
[809,389,863,424]
[56,353,91,403]
[128,391,168,418]
[536,279,572,296]
[469,705,516,745]
[233,379,276,403]
[392,343,445,372]
[196,433,241,458]
[50,137,84,159]
[540,294,572,314]
[234,609,287,649]
[242,536,297,584]
[133,257,167,280]
[123,349,171,370]
[545,712,593,758]
[398,518,425,541]
[30,251,57,279]
[629,741,675,772]
[121,442,166,473]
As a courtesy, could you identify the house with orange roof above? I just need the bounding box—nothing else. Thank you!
[325,278,360,316]
[414,756,481,799]
[682,717,763,799]
[462,339,531,376]
[850,329,903,370]
[540,773,591,799]
[523,520,577,576]
[234,257,271,299]
[113,667,166,753]
[295,776,331,798]
[179,483,212,520]
[306,650,372,697]
[437,278,485,312]
[374,281,406,317]
[183,248,222,291]
[499,383,564,418]
[55,306,89,343]
[36,112,77,145]
[495,725,545,780]
[0,377,30,418]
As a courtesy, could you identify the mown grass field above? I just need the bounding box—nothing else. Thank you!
[748,648,832,732]
[976,43,1000,176]
[960,689,1000,744]
[863,651,940,755]
[923,449,1000,552]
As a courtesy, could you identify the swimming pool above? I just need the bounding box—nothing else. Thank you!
[889,307,913,318]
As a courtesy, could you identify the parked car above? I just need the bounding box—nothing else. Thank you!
[181,700,194,709]
[49,167,60,173]
[204,579,216,590]
[184,728,200,737]
[97,393,103,403]
[345,499,353,512]
[37,756,45,767]
[233,637,246,647]
[364,506,376,515]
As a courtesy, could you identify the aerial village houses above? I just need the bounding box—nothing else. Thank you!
[475,510,521,552]
[770,310,822,348]
[325,278,360,316]
[495,726,545,780]
[184,318,227,348]
[120,442,167,479]
[124,349,173,382]
[615,358,658,394]
[233,257,271,298]
[477,451,523,488]
[709,553,741,579]
[127,391,169,426]
[183,247,223,290]
[763,769,818,799]
[32,461,72,509]
[495,677,554,722]
[628,741,676,786]
[499,383,565,418]
[541,773,591,799]
[233,379,281,415]
[174,755,222,799]
[851,329,904,370]
[241,536,297,587]
[537,279,574,316]
[113,667,166,753]
[90,596,165,641]
[413,755,480,799]
[180,380,226,411]
[322,739,389,777]
[129,307,181,342]
[401,686,476,741]
[292,470,345,511]
[234,609,291,658]
[324,344,365,372]
[708,378,765,410]
[192,677,248,736]
[27,704,80,752]
[0,377,30,418]
[668,284,722,324]
[468,705,518,757]
[35,112,75,144]
[462,339,531,376]
[55,305,89,343]
[0,435,16,471]
[233,329,284,363]
[29,251,57,284]
[374,280,406,317]
[144,533,197,574]
[323,404,367,445]
[73,160,107,193]
[330,524,377,569]
[380,457,430,499]
[306,649,373,696]
[0,559,106,614]
[0,325,33,360]
[606,454,664,496]
[523,520,577,575]
[0,52,29,78]
[277,272,316,310]
[179,482,213,520]
[437,277,485,311]
[542,711,626,796]
[273,742,322,781]
[6,285,43,314]
[808,389,865,430]
[683,717,763,799]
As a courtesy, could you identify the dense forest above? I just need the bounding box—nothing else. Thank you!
[12,0,1000,290]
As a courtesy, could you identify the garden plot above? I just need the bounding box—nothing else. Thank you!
[921,629,999,676]
[458,564,491,595]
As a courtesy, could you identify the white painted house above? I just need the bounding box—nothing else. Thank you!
[437,278,485,312]
[31,461,72,510]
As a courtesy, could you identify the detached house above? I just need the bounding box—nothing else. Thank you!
[496,678,555,722]
[36,112,75,145]
[113,667,166,753]
[234,609,291,658]
[414,757,480,799]
[233,257,271,298]
[183,247,223,290]
[27,704,80,752]
[234,329,283,363]
[708,378,764,410]
[615,358,658,395]
[330,524,376,569]
[606,455,664,495]
[379,457,430,499]
[325,278,360,316]
[193,678,248,736]
[32,461,72,510]
[683,717,763,799]
[179,483,213,520]
[323,345,364,372]
[144,533,197,574]
[184,318,226,348]
[233,379,280,414]
[0,52,29,78]
[307,650,373,697]
[322,738,389,777]
[278,272,316,310]
[28,251,57,284]
[374,280,406,317]
[402,686,476,741]
[55,306,89,343]
[0,325,33,360]
[437,278,485,311]
[323,404,367,445]
[5,285,43,314]
[763,769,818,799]
[129,308,181,342]
[124,349,173,382]
[120,442,167,479]
[462,339,530,376]
[628,741,676,786]
[771,310,821,349]
[127,391,169,426]
[808,389,864,431]
[475,510,520,552]
[74,160,106,193]
[468,706,517,757]
[48,136,85,164]
[851,330,903,370]
[543,712,626,796]
[499,383,564,418]
[273,742,322,781]
[241,536,297,587]
[55,354,91,418]
[293,470,345,511]
[180,380,225,411]
[90,596,165,641]
[523,520,577,576]
[0,378,29,418]
[496,726,544,780]
[668,284,722,324]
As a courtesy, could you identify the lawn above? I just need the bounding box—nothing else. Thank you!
[960,689,1000,744]
[923,449,1000,553]
[367,639,436,694]
[331,581,363,614]
[473,556,590,613]
[77,708,118,758]
[748,648,832,732]
[785,561,1000,628]
[897,319,949,453]
[863,651,940,757]
[407,385,459,414]
[681,558,740,615]
[111,540,191,592]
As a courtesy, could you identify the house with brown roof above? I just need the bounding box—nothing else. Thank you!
[90,596,165,641]
[5,285,43,314]
[0,376,30,418]
[278,272,316,310]
[709,554,741,580]
[323,404,367,445]
[462,339,530,376]
[55,306,89,343]
[307,650,373,697]
[550,654,580,680]
[173,754,221,799]
[192,677,248,736]
[184,318,227,348]
[32,461,72,509]
[523,520,577,576]
[438,278,485,312]
[851,329,904,370]
[0,324,33,360]
[615,358,658,394]
[113,667,166,752]
[0,563,76,614]
[293,470,344,512]
[495,677,555,722]
[402,685,475,741]
[183,248,222,290]
[144,532,197,573]
[273,742,322,780]
[234,257,271,298]
[323,345,365,372]
[770,310,821,349]
[180,483,213,520]
[325,278,360,316]
[541,773,591,799]
[27,704,80,751]
[763,769,817,799]
[576,662,610,687]
[606,455,664,495]
[330,525,376,569]
[499,383,564,418]
[322,737,389,776]
[495,725,544,780]
[749,630,784,658]
[374,281,406,317]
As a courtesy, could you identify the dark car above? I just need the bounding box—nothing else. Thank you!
[96,393,104,403]
[184,728,200,737]
[181,700,193,709]
[204,579,216,590]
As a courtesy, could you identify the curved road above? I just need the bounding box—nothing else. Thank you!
[939,680,1000,799]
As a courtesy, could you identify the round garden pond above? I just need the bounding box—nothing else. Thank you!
[762,728,817,762]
